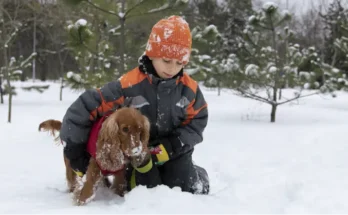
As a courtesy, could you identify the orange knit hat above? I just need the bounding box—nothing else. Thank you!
[145,15,192,64]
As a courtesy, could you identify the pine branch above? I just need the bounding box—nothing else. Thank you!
[10,53,37,72]
[244,33,261,52]
[38,47,72,55]
[81,42,98,55]
[85,0,118,16]
[125,0,149,17]
[257,23,272,31]
[4,29,19,48]
[20,52,36,68]
[127,3,175,19]
[0,6,13,23]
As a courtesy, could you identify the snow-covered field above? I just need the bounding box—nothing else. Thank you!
[1,81,348,213]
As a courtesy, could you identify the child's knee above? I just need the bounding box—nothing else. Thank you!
[191,165,210,195]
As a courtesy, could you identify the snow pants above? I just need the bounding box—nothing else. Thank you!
[126,148,210,195]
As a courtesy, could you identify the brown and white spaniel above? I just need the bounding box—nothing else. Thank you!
[39,107,151,205]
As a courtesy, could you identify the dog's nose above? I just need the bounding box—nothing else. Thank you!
[131,145,143,156]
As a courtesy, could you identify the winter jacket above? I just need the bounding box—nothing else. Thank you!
[60,56,208,164]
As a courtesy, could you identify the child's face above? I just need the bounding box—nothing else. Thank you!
[150,57,185,79]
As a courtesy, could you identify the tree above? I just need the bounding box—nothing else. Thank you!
[0,0,24,105]
[63,0,188,75]
[35,1,80,100]
[222,0,253,66]
[1,53,37,123]
[64,17,119,90]
[184,0,252,69]
[321,0,348,71]
[0,0,43,123]
[188,24,238,96]
[292,3,325,51]
[227,2,345,122]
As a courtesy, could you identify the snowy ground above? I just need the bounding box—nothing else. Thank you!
[1,81,348,213]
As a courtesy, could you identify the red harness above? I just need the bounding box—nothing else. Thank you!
[86,114,124,176]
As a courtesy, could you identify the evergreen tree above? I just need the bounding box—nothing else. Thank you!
[228,2,345,122]
[0,0,46,123]
[188,24,239,96]
[223,0,253,67]
[1,53,37,123]
[64,18,116,90]
[184,0,252,68]
[63,0,188,74]
[322,0,348,70]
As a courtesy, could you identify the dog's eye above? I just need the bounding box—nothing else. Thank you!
[122,127,129,133]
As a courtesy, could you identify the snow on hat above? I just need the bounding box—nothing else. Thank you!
[145,15,192,64]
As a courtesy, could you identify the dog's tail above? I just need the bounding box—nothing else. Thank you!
[39,119,62,144]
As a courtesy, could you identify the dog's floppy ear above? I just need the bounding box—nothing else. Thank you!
[96,116,124,172]
[100,116,119,142]
[140,115,150,146]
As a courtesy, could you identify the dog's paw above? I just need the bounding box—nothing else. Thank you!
[112,183,127,197]
[73,188,96,206]
[74,194,95,206]
[72,176,99,206]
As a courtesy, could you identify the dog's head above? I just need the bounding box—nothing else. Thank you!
[96,107,150,171]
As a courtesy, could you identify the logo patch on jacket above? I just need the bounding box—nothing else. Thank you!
[176,96,190,108]
[124,95,150,109]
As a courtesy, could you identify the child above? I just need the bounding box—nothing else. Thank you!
[60,15,209,194]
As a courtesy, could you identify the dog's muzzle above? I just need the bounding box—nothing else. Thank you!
[131,145,143,156]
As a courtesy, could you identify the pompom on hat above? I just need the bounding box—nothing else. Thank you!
[145,15,192,64]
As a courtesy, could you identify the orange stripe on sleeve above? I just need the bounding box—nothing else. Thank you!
[90,68,146,121]
[119,68,147,89]
[182,100,207,125]
[89,89,124,120]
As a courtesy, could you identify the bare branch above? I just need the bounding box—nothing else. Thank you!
[277,92,318,105]
[85,0,118,16]
[236,87,273,104]
[125,0,148,17]
[38,47,72,55]
[10,52,37,72]
[127,4,175,19]
[4,29,18,48]
[0,6,13,22]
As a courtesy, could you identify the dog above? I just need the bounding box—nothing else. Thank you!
[39,107,151,205]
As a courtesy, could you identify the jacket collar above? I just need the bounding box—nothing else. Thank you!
[138,55,183,86]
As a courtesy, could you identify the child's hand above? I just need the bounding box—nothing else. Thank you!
[149,144,170,165]
[149,133,182,165]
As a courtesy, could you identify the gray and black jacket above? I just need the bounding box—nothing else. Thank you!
[60,56,208,171]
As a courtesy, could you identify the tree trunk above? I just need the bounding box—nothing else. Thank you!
[32,13,37,82]
[278,88,282,100]
[57,46,65,101]
[3,35,11,122]
[40,57,48,81]
[270,104,277,123]
[0,76,3,104]
[60,77,63,101]
[7,79,12,123]
[18,41,26,82]
[217,80,221,96]
[4,55,12,123]
[119,0,126,76]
